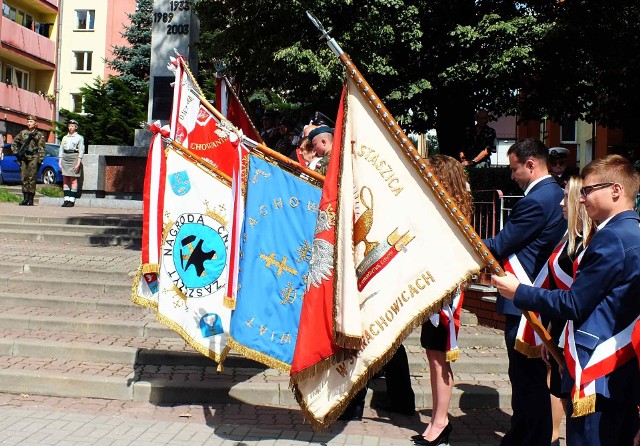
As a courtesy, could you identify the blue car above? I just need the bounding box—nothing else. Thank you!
[0,142,63,185]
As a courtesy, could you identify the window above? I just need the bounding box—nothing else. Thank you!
[2,4,33,29]
[560,119,577,144]
[73,51,92,72]
[75,10,95,30]
[4,65,29,90]
[70,93,84,113]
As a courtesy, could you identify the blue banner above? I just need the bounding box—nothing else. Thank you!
[230,155,321,370]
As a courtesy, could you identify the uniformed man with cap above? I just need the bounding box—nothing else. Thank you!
[548,146,570,186]
[11,115,46,206]
[308,125,333,176]
[58,119,85,207]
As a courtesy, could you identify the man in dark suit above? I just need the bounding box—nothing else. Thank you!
[483,138,567,446]
[494,154,640,445]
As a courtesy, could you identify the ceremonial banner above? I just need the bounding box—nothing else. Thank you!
[156,149,233,362]
[132,130,167,309]
[169,56,238,177]
[290,86,347,379]
[215,76,262,142]
[291,77,484,429]
[227,154,321,370]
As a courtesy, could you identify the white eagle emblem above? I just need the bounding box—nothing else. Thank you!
[306,238,333,290]
[306,207,335,289]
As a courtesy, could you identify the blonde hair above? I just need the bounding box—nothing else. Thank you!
[565,176,597,257]
[428,155,473,219]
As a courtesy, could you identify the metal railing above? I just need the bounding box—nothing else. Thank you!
[472,189,524,239]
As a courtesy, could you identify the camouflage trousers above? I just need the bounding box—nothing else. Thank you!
[20,158,40,194]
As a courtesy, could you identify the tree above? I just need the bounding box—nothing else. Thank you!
[194,1,640,156]
[194,1,549,157]
[56,77,147,146]
[107,0,152,94]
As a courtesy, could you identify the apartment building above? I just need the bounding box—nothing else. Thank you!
[58,0,135,117]
[0,0,58,141]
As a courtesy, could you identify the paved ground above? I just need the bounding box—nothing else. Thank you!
[0,200,566,445]
[0,392,517,446]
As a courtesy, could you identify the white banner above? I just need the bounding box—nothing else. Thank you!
[294,77,483,428]
[156,149,232,362]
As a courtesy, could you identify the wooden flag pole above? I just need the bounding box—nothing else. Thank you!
[307,11,564,368]
[177,58,326,184]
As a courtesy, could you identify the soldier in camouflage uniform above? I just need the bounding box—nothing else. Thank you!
[11,115,46,206]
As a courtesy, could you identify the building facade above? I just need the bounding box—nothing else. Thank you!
[57,0,135,119]
[0,0,58,142]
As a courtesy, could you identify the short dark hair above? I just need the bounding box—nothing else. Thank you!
[507,138,548,165]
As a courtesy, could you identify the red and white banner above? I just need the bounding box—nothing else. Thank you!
[132,129,167,309]
[215,76,261,143]
[291,78,483,429]
[169,56,238,177]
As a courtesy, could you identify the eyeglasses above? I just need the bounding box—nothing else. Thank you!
[580,182,614,197]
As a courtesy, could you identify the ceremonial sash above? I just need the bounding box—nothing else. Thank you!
[428,285,464,362]
[504,253,546,358]
[564,316,639,417]
[549,240,573,291]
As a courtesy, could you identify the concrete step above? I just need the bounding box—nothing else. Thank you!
[0,228,142,248]
[0,261,134,282]
[0,271,133,295]
[0,222,142,237]
[0,354,512,408]
[0,213,142,228]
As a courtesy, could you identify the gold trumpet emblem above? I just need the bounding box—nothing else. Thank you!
[353,186,379,257]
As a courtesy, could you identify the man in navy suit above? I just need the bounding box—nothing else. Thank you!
[494,154,640,445]
[483,138,567,446]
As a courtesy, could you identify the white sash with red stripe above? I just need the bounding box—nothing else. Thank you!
[505,253,547,358]
[428,285,464,362]
[564,316,639,417]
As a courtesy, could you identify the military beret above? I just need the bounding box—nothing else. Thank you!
[308,125,334,142]
[549,147,569,158]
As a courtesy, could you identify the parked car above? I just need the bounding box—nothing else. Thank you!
[0,142,62,185]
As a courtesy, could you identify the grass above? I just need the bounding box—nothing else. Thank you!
[0,187,20,203]
[38,185,63,198]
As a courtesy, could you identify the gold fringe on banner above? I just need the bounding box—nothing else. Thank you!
[141,263,159,274]
[217,344,231,372]
[514,339,543,358]
[130,264,159,310]
[571,393,596,418]
[223,296,236,310]
[291,276,474,430]
[226,337,291,372]
[446,349,460,363]
[155,312,224,366]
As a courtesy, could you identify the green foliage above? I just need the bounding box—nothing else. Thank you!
[38,185,63,198]
[56,77,147,146]
[0,187,20,203]
[194,0,640,155]
[106,0,152,94]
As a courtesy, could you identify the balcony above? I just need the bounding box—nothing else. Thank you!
[0,82,54,121]
[39,0,58,9]
[0,16,55,67]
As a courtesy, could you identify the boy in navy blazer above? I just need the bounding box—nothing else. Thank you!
[483,138,567,446]
[494,155,640,445]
